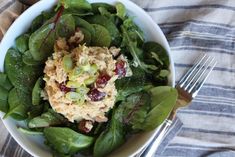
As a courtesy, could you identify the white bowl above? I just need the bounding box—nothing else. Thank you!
[0,0,175,156]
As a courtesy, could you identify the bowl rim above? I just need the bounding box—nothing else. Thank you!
[0,0,175,156]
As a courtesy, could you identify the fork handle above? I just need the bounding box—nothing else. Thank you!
[136,119,172,157]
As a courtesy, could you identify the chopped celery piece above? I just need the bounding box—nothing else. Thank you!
[62,55,73,72]
[67,81,81,88]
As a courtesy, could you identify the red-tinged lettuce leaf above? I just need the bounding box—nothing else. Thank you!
[117,92,151,131]
[29,14,75,61]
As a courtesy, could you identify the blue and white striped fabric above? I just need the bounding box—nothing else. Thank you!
[1,0,235,157]
[131,0,235,156]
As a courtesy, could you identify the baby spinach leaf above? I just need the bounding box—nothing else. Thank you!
[32,77,44,105]
[57,0,92,16]
[28,109,66,128]
[27,103,44,119]
[56,14,75,38]
[4,88,30,120]
[91,24,111,47]
[0,100,8,113]
[73,16,95,35]
[98,7,112,18]
[80,28,91,45]
[18,127,43,135]
[4,48,23,85]
[29,14,75,61]
[4,48,40,93]
[86,15,121,46]
[44,127,94,155]
[142,86,178,130]
[143,41,169,68]
[91,3,116,14]
[6,56,39,97]
[0,73,13,113]
[0,73,13,91]
[0,86,8,101]
[22,50,42,66]
[15,34,29,54]
[30,14,44,32]
[94,108,125,157]
[30,11,54,33]
[118,92,151,131]
[57,0,92,11]
[116,2,126,20]
[63,10,93,16]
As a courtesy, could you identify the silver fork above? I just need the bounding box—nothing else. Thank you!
[136,54,217,157]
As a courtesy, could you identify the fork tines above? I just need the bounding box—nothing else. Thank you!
[177,54,217,98]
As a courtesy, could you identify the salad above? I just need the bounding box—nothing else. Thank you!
[0,0,178,157]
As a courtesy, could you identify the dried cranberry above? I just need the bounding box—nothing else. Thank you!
[115,60,126,77]
[59,83,75,93]
[87,88,106,101]
[96,73,111,88]
[78,119,92,133]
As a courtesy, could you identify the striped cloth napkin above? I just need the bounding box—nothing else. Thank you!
[1,0,235,157]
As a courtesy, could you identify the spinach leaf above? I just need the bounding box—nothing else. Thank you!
[116,2,126,20]
[121,26,157,73]
[4,48,41,93]
[91,24,111,47]
[0,86,9,113]
[27,103,44,119]
[73,16,95,35]
[0,86,8,101]
[18,127,43,135]
[4,48,22,85]
[15,34,29,54]
[0,72,13,91]
[0,100,8,113]
[29,14,75,61]
[143,41,169,68]
[57,0,92,16]
[4,88,30,120]
[98,7,112,18]
[91,3,116,14]
[57,0,92,11]
[44,127,94,155]
[94,108,125,157]
[118,92,151,131]
[56,14,75,38]
[85,15,121,46]
[0,73,13,113]
[142,86,178,130]
[28,109,67,128]
[32,77,44,105]
[80,28,91,45]
[22,50,42,66]
[30,14,44,32]
[30,11,54,32]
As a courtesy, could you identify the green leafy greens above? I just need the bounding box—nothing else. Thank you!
[1,1,177,157]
